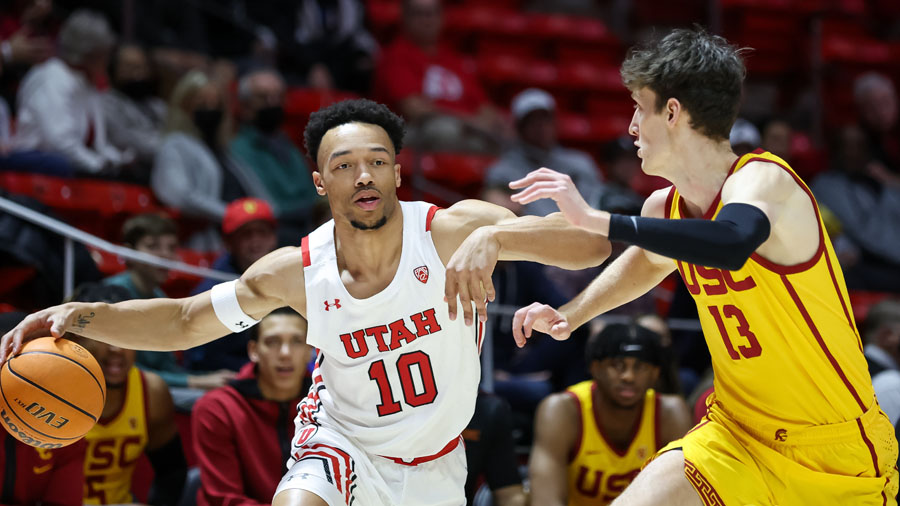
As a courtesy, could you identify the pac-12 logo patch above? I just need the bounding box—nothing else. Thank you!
[295,425,318,446]
[414,265,429,284]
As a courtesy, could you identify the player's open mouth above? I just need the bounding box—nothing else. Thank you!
[275,366,295,376]
[618,387,638,399]
[354,192,381,210]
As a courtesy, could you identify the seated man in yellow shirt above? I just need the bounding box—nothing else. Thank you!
[529,322,692,505]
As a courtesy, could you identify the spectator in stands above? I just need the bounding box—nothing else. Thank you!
[486,89,604,216]
[865,300,900,426]
[283,0,377,94]
[102,44,167,177]
[462,391,527,506]
[812,125,900,292]
[103,213,236,399]
[231,68,321,237]
[761,117,792,163]
[729,118,760,156]
[854,72,900,171]
[65,283,186,506]
[529,323,692,506]
[863,300,900,377]
[185,198,279,372]
[375,0,507,152]
[13,10,137,176]
[152,70,271,250]
[595,137,644,214]
[193,308,312,506]
[0,311,86,506]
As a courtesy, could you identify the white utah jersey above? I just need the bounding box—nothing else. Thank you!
[296,201,483,459]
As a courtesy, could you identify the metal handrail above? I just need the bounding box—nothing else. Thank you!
[0,195,237,296]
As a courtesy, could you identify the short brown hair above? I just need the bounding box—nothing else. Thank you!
[122,213,177,246]
[621,28,747,141]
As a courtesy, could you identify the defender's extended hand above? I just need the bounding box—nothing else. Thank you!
[444,227,498,326]
[0,304,78,363]
[509,168,609,235]
[511,302,571,348]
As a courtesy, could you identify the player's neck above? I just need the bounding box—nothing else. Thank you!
[593,386,643,442]
[101,387,126,421]
[667,138,737,218]
[333,207,404,283]
[257,377,303,402]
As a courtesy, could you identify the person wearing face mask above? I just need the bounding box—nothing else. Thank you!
[230,69,322,239]
[152,70,271,251]
[101,44,166,178]
[485,89,606,217]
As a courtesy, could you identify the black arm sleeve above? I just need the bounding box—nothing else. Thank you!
[146,434,187,506]
[608,203,771,270]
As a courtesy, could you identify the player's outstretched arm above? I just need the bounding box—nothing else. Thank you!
[529,393,579,506]
[0,247,305,362]
[512,190,677,346]
[432,199,611,325]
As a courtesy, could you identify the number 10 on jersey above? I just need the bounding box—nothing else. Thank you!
[368,350,439,416]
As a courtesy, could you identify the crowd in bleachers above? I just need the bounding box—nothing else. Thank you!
[1,0,900,504]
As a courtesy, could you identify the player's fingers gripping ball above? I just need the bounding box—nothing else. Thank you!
[0,337,106,448]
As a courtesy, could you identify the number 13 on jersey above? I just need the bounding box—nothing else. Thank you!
[708,304,762,360]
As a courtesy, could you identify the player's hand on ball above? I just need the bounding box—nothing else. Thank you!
[445,227,499,326]
[512,302,571,347]
[509,168,607,234]
[0,304,77,363]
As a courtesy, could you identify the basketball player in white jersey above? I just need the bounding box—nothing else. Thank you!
[1,99,611,506]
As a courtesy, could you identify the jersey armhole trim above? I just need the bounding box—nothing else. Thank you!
[653,391,661,451]
[98,368,134,425]
[425,205,441,232]
[565,391,583,463]
[744,157,825,275]
[301,235,311,267]
[664,186,676,220]
[140,369,149,433]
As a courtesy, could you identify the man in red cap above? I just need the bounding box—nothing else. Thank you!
[185,198,280,372]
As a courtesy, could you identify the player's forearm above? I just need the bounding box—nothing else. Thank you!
[492,213,610,270]
[64,294,226,351]
[561,246,673,330]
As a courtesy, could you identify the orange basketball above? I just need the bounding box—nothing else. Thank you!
[0,337,106,448]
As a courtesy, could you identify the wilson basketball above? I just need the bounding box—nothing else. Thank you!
[0,337,106,448]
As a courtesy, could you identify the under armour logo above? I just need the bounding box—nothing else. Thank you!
[324,299,341,311]
[235,320,249,329]
[774,429,787,442]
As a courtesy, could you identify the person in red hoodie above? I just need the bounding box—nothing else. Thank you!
[192,307,313,506]
[374,0,508,152]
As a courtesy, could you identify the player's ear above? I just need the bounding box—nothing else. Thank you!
[312,171,327,196]
[665,97,681,126]
[247,340,259,363]
[394,162,401,188]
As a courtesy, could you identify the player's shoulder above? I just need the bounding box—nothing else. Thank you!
[537,391,581,425]
[139,369,172,400]
[641,186,675,218]
[656,393,692,431]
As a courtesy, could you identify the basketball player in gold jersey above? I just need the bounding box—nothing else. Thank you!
[488,28,898,505]
[530,323,691,506]
[65,284,187,505]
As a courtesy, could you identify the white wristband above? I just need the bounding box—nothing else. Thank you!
[210,280,259,333]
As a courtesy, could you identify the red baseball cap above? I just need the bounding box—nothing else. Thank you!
[222,198,276,235]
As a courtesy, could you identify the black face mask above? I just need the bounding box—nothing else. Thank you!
[253,105,285,134]
[117,79,156,101]
[193,108,224,141]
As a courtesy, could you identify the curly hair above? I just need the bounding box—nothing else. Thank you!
[621,28,747,141]
[303,99,406,164]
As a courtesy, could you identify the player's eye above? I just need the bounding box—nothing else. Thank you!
[335,163,349,170]
[373,159,386,166]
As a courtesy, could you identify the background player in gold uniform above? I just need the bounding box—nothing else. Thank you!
[491,28,898,506]
[65,284,187,505]
[530,323,691,505]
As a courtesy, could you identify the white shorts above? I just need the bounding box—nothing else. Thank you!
[274,424,467,506]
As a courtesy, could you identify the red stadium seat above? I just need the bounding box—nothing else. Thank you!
[283,88,361,152]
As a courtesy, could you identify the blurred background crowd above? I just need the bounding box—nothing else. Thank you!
[0,0,899,505]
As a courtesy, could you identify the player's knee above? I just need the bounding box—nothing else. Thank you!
[612,450,702,506]
[273,489,330,506]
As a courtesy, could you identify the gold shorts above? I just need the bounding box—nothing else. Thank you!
[656,396,898,506]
